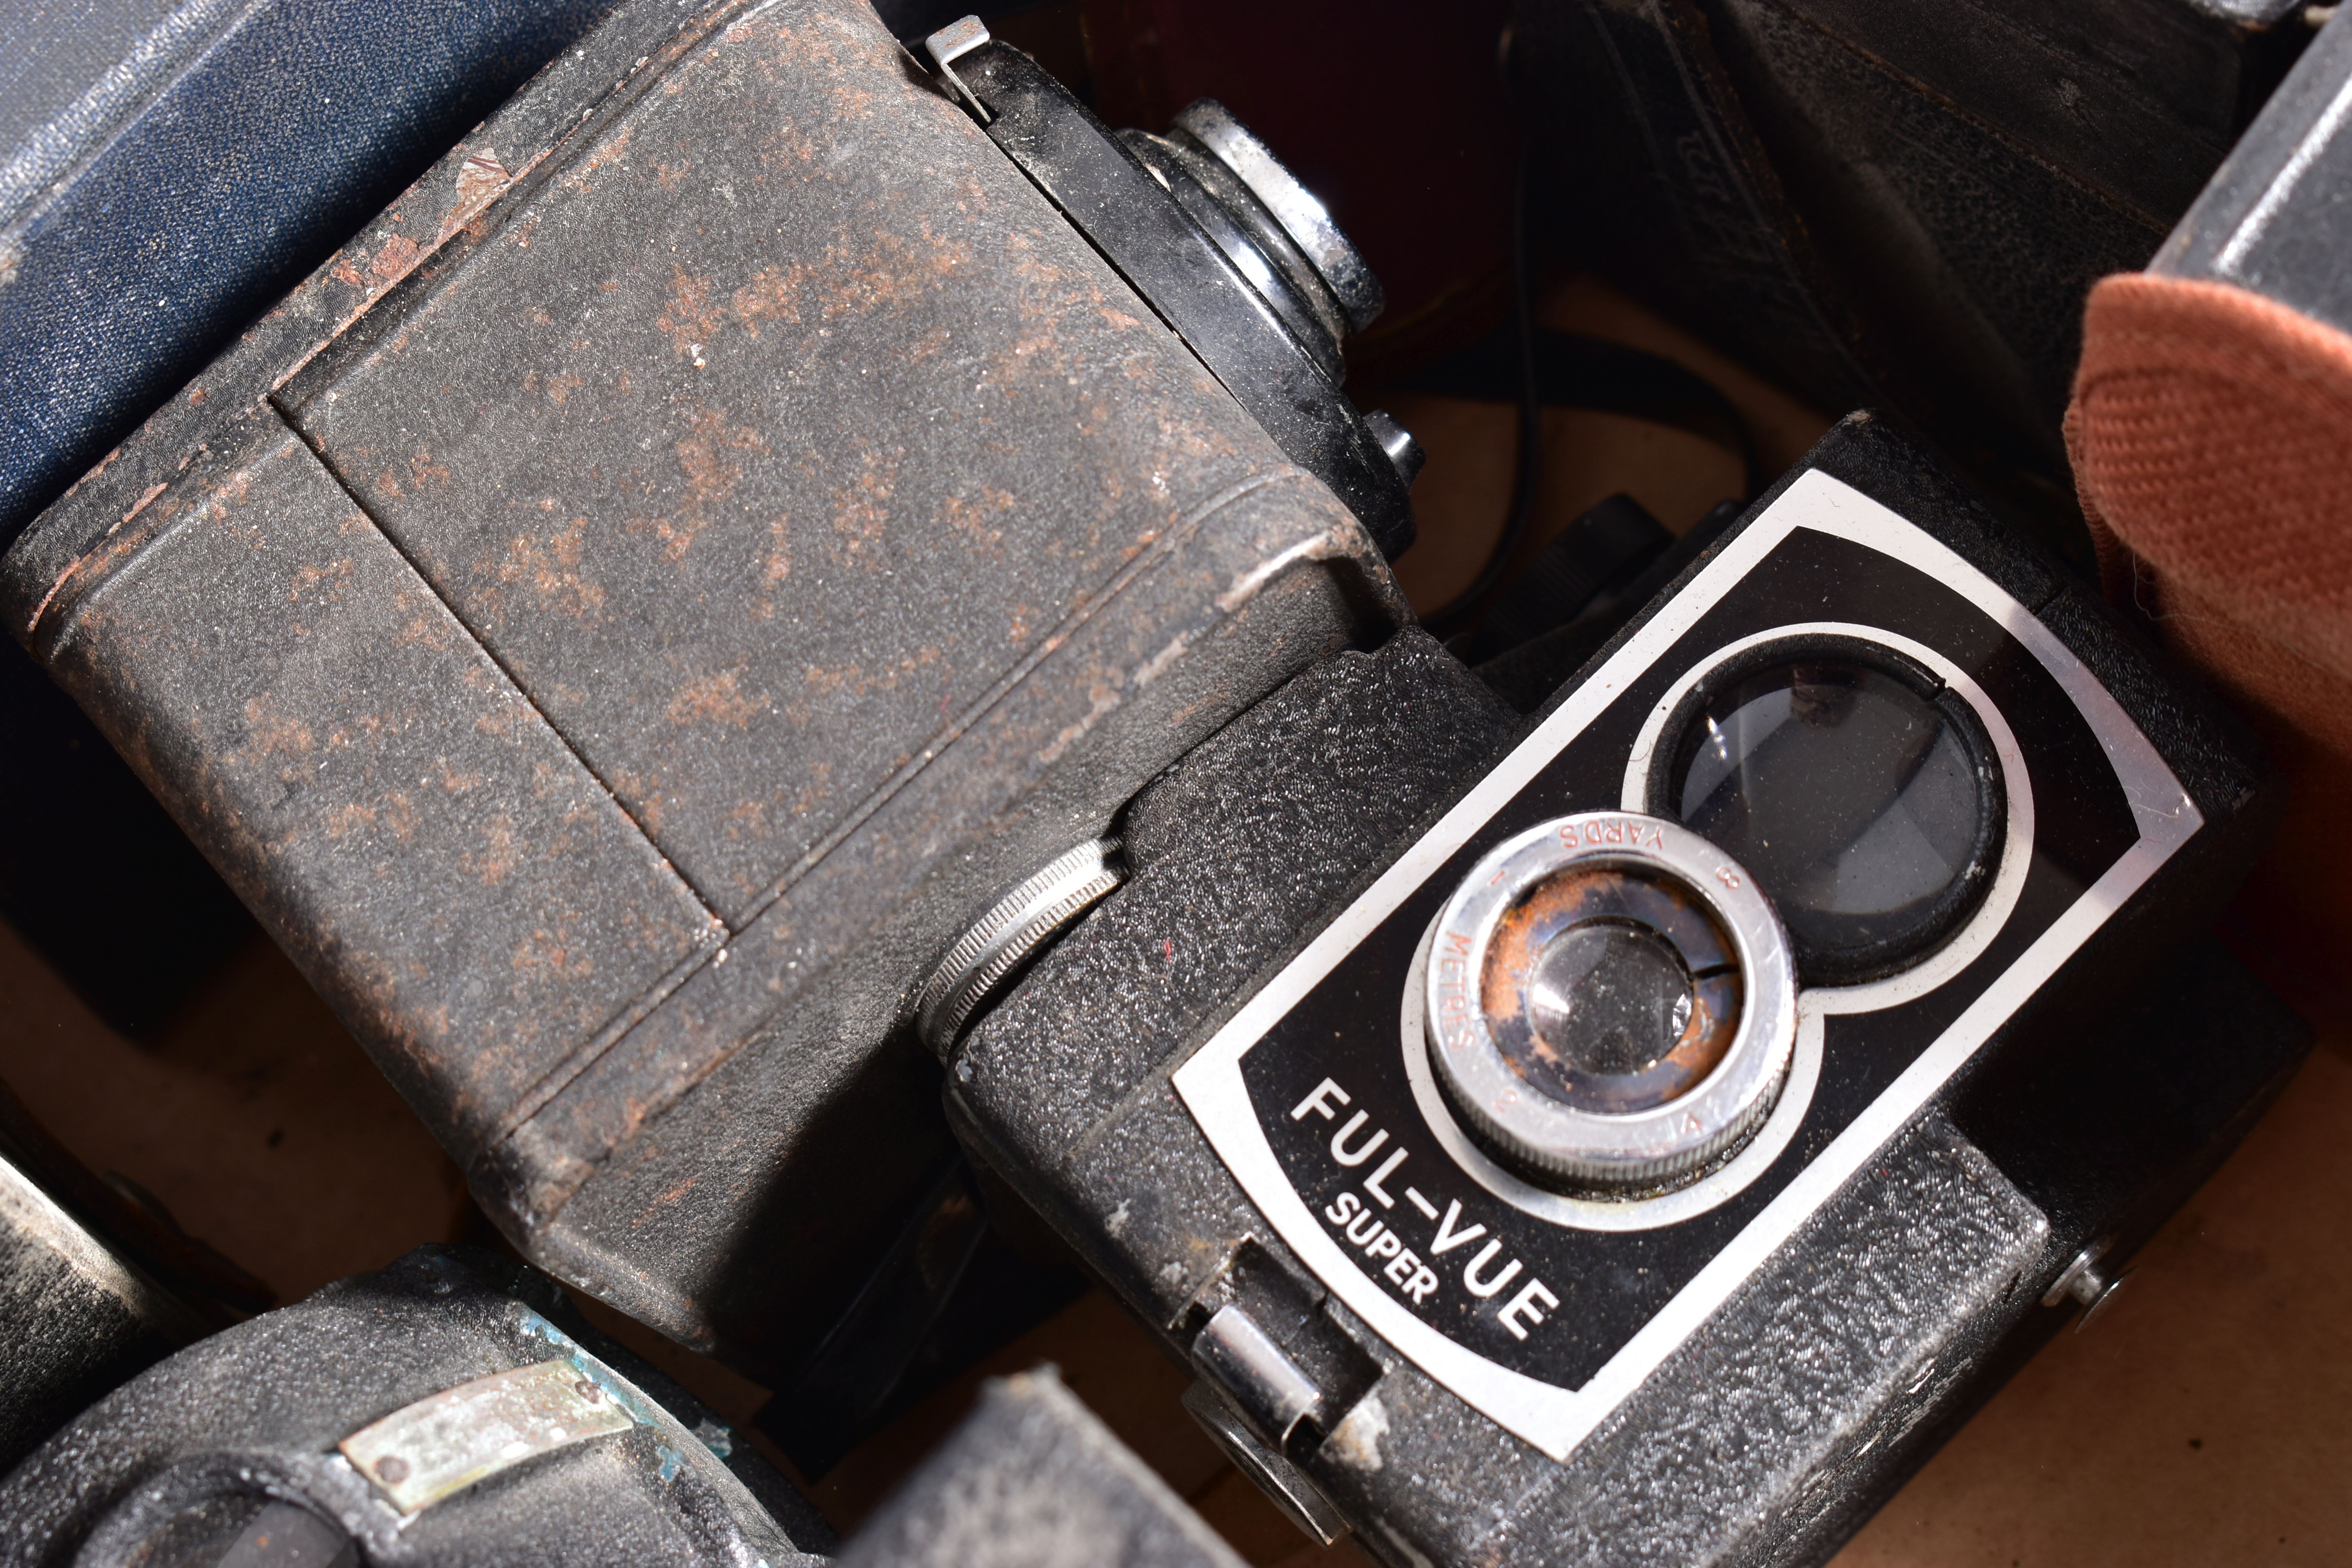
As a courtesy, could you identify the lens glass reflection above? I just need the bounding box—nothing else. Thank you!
[1524,921,1693,1079]
[1477,867,1743,1115]
[1673,658,1992,977]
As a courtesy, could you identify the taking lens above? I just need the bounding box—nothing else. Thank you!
[1424,813,1797,1196]
[1476,868,1743,1116]
[1659,643,2001,984]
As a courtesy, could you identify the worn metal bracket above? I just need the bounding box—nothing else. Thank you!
[340,1357,634,1514]
[923,16,993,125]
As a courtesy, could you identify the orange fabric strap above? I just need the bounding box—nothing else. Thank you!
[2069,272,2352,958]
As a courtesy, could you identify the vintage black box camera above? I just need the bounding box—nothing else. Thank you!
[942,415,2307,1565]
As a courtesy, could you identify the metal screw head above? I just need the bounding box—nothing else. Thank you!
[2073,1268,2131,1331]
[2043,1241,2133,1331]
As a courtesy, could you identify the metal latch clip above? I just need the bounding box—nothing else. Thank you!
[923,16,993,125]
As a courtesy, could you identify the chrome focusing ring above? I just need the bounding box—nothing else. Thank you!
[1423,813,1797,1194]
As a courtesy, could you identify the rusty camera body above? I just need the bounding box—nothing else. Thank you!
[942,414,2307,1565]
[0,0,1418,1390]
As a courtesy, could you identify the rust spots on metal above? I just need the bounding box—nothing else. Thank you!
[823,225,975,320]
[665,665,768,730]
[563,125,635,196]
[511,925,597,983]
[826,447,897,568]
[609,768,666,837]
[324,802,379,841]
[730,263,805,337]
[465,815,520,887]
[760,513,790,588]
[395,602,459,655]
[370,234,423,283]
[240,694,314,757]
[655,267,725,360]
[493,516,606,620]
[285,558,355,605]
[437,760,486,793]
[756,119,819,172]
[673,408,764,515]
[940,486,1013,550]
[122,482,167,526]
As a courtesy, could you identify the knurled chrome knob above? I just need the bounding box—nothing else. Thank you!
[916,839,1121,1053]
[1423,812,1797,1194]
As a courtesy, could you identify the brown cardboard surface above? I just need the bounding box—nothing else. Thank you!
[1835,1031,2352,1566]
[0,923,466,1306]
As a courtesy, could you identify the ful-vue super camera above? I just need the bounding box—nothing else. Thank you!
[944,415,2306,1565]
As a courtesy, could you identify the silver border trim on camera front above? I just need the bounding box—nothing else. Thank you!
[1423,813,1798,1191]
[1169,468,2203,1462]
[1393,623,2040,1236]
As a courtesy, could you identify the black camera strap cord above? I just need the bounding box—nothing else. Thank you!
[1417,149,1544,641]
[1407,158,1763,637]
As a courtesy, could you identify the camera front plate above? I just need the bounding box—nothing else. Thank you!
[1169,470,2200,1460]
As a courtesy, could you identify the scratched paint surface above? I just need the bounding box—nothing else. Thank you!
[36,431,719,1160]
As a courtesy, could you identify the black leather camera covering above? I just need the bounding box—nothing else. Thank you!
[0,0,1405,1381]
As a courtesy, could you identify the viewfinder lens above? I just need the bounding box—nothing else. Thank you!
[1524,922,1691,1080]
[1475,868,1744,1116]
[1664,648,2000,983]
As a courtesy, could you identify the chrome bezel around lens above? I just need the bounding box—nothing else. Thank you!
[1639,631,2005,987]
[1422,811,1798,1194]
